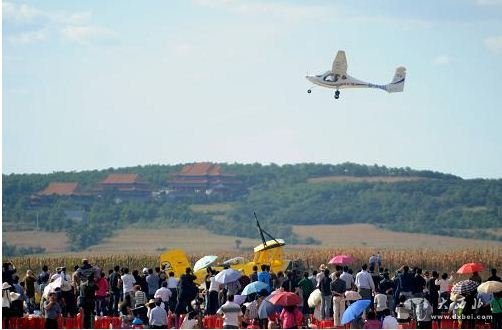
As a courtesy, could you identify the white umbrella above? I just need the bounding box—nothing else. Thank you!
[215,268,242,284]
[193,256,218,272]
[477,281,502,294]
[308,289,322,307]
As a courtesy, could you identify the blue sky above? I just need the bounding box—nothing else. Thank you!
[3,0,502,178]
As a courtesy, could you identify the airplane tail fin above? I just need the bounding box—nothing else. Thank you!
[386,66,406,93]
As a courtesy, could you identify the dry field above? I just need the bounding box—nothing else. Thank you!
[2,230,70,253]
[292,224,502,249]
[307,175,425,184]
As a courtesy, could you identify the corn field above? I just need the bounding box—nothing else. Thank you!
[5,247,501,279]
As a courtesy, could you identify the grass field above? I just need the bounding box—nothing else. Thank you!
[291,224,502,249]
[307,175,424,184]
[4,223,500,257]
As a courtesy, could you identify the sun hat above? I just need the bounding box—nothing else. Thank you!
[142,267,149,274]
[2,282,12,290]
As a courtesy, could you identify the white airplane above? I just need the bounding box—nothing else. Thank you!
[306,50,406,99]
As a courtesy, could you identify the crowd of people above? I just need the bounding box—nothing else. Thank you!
[2,255,502,329]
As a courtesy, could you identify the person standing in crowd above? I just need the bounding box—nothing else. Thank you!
[145,268,159,301]
[134,285,147,308]
[148,299,168,329]
[355,264,375,309]
[77,259,95,282]
[176,267,197,316]
[80,273,99,329]
[382,308,398,329]
[95,272,109,316]
[298,272,314,318]
[368,254,378,270]
[319,268,332,320]
[44,292,61,329]
[133,270,147,296]
[217,294,243,329]
[108,265,121,316]
[72,265,81,298]
[331,271,346,327]
[257,265,271,292]
[23,270,36,313]
[167,271,179,313]
[281,271,298,293]
[374,288,388,321]
[396,266,414,300]
[488,268,501,282]
[470,271,482,285]
[369,266,380,293]
[59,267,75,316]
[121,268,136,307]
[340,266,355,291]
[413,268,426,298]
[435,272,454,308]
[250,266,259,283]
[426,271,440,318]
[279,305,303,329]
[37,265,50,306]
[205,268,221,315]
[379,272,394,315]
[154,281,172,314]
[2,263,17,285]
[491,291,502,329]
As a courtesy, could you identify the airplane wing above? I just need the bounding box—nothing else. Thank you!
[332,50,347,76]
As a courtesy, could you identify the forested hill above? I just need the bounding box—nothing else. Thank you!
[3,162,502,252]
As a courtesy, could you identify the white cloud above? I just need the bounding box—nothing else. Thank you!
[475,0,502,6]
[8,28,48,44]
[2,2,45,22]
[3,2,114,45]
[484,36,502,54]
[433,55,451,65]
[193,0,332,22]
[61,26,118,45]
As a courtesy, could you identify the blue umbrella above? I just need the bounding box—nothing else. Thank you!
[258,299,282,319]
[341,299,371,325]
[242,281,269,296]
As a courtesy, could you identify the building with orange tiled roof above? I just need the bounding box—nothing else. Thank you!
[167,163,243,199]
[31,182,92,206]
[99,173,152,202]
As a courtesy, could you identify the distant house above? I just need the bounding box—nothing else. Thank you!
[31,182,92,206]
[99,173,152,202]
[166,163,243,199]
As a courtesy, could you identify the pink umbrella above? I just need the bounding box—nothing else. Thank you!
[328,255,354,265]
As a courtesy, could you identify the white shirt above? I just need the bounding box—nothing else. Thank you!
[121,274,136,292]
[209,276,222,292]
[382,315,398,329]
[148,306,167,326]
[154,287,172,302]
[167,277,179,289]
[217,301,242,327]
[435,277,452,293]
[355,270,375,290]
[181,319,198,329]
[374,293,388,312]
[340,272,354,290]
[395,305,410,320]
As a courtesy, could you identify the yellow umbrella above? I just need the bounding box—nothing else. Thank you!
[477,281,502,294]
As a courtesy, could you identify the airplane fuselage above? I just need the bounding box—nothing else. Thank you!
[306,71,387,91]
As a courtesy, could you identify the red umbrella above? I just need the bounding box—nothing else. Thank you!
[267,291,302,306]
[457,263,484,274]
[328,255,354,265]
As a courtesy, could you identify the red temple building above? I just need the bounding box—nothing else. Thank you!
[167,163,243,199]
[99,173,152,202]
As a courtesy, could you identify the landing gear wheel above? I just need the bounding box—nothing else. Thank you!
[334,90,340,99]
[307,89,312,94]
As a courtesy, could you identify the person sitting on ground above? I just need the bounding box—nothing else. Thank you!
[363,310,381,329]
